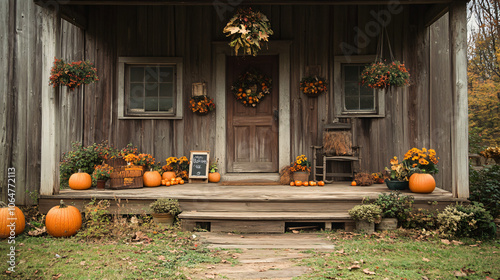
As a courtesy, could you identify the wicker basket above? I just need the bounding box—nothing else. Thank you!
[109,164,144,190]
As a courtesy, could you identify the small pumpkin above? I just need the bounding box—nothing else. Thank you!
[144,170,162,187]
[295,180,302,186]
[351,181,357,186]
[290,182,295,186]
[309,181,317,186]
[45,200,82,237]
[162,171,176,181]
[208,172,221,183]
[409,173,436,193]
[68,169,92,190]
[303,181,309,186]
[0,202,25,238]
[179,180,185,185]
[318,181,325,186]
[165,181,171,187]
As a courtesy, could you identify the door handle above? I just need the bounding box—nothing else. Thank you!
[273,110,279,121]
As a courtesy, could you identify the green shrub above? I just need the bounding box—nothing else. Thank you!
[372,191,414,223]
[469,164,500,218]
[437,202,496,239]
[404,208,440,230]
[76,199,113,240]
[60,141,118,188]
[150,199,181,216]
[348,204,382,223]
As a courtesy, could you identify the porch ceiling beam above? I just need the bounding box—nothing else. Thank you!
[424,3,449,27]
[449,0,468,199]
[46,0,454,5]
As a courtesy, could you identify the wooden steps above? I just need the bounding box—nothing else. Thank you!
[180,211,354,233]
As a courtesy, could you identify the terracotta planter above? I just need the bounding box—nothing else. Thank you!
[376,218,398,231]
[151,213,174,226]
[409,173,436,193]
[162,171,176,181]
[356,221,375,234]
[96,179,106,190]
[385,179,409,190]
[293,172,310,182]
[208,172,221,183]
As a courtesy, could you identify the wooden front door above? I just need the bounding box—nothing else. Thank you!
[226,55,279,173]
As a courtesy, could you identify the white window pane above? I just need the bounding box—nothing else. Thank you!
[145,83,158,98]
[129,83,144,109]
[145,97,158,111]
[159,67,174,83]
[144,66,159,83]
[130,67,144,83]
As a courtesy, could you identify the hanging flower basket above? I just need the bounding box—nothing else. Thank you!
[360,61,410,90]
[231,69,272,107]
[223,7,274,56]
[300,76,328,97]
[49,58,99,91]
[189,95,216,115]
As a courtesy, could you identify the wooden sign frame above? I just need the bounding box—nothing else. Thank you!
[188,150,210,183]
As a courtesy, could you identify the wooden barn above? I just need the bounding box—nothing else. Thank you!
[0,0,469,232]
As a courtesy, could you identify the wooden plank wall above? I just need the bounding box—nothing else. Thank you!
[0,0,43,205]
[69,4,454,191]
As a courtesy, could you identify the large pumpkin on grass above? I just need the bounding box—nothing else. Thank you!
[144,170,162,187]
[0,202,25,238]
[409,173,436,193]
[68,169,92,190]
[46,200,82,237]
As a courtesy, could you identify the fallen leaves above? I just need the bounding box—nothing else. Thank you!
[28,226,46,237]
[453,267,476,277]
[363,268,376,275]
[422,257,430,262]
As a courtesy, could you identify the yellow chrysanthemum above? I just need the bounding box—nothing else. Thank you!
[419,158,429,165]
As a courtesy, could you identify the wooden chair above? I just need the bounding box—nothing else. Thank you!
[311,121,361,183]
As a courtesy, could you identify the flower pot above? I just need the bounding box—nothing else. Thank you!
[409,173,436,193]
[208,172,221,183]
[385,179,409,190]
[293,172,310,182]
[356,221,375,234]
[376,218,398,231]
[96,179,106,190]
[151,213,174,226]
[162,171,176,181]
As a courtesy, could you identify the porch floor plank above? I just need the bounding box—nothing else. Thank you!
[179,211,351,220]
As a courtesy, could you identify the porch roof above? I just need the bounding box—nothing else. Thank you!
[37,0,457,5]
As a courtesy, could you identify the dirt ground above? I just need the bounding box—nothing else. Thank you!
[186,232,335,279]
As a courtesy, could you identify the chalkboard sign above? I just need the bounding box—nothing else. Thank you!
[188,151,209,179]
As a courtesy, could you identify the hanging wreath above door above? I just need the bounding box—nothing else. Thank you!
[231,69,272,107]
[223,7,274,56]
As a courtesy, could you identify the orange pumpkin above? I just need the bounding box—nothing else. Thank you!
[318,181,325,186]
[295,180,302,186]
[162,171,176,181]
[409,173,436,193]
[179,180,185,185]
[0,202,25,238]
[309,181,316,186]
[165,181,171,187]
[45,200,82,237]
[208,172,221,183]
[303,181,309,186]
[144,170,162,187]
[175,177,182,182]
[351,181,357,186]
[68,170,92,190]
[290,182,295,186]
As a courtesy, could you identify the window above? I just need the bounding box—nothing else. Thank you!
[118,57,183,119]
[334,55,385,118]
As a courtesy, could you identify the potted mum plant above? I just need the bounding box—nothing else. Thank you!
[360,60,410,90]
[348,204,382,234]
[208,160,221,183]
[189,95,215,115]
[372,191,414,230]
[149,198,182,226]
[290,155,311,183]
[49,58,99,91]
[92,163,113,190]
[384,156,410,190]
[403,148,439,193]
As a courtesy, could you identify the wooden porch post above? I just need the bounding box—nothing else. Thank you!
[449,0,468,198]
[40,7,61,196]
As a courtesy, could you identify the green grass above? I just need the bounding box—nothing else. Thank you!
[296,231,500,280]
[0,230,229,280]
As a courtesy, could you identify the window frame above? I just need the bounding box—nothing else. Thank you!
[118,57,183,119]
[333,55,385,118]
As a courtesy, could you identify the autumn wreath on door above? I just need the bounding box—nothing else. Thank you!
[231,69,272,107]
